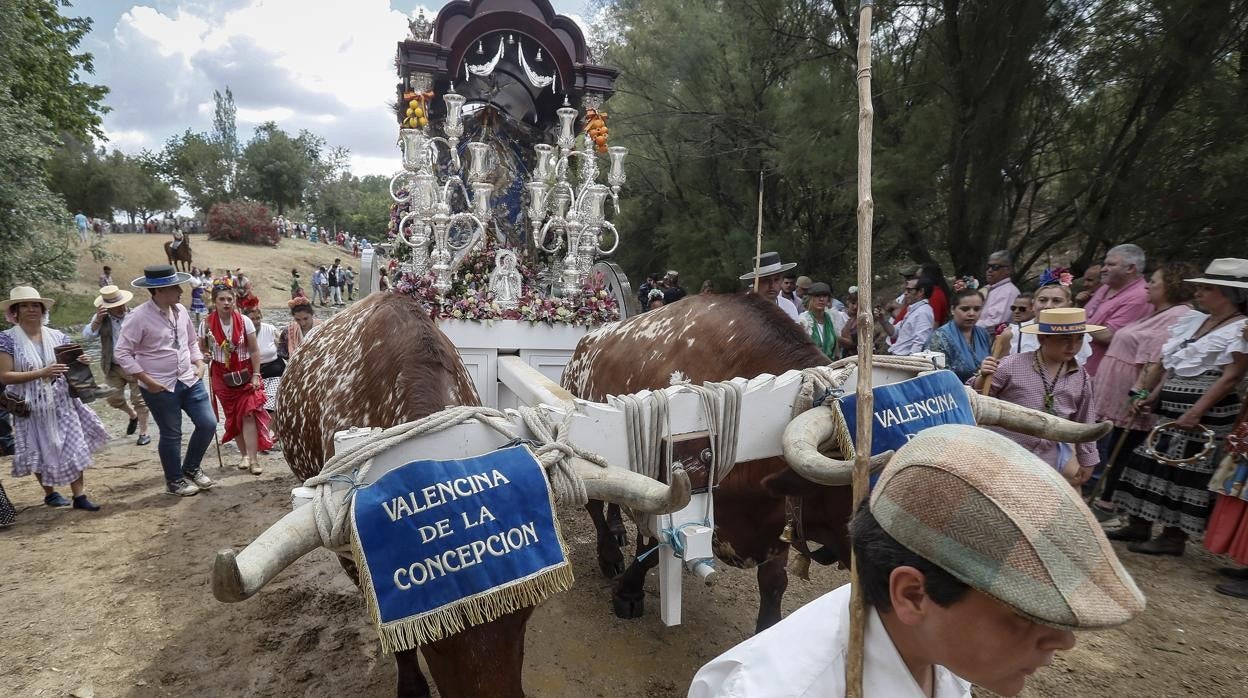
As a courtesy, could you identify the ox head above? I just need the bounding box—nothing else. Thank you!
[212,458,691,603]
[781,388,1112,486]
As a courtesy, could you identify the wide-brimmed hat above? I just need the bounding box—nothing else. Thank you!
[1020,307,1104,335]
[1185,258,1248,289]
[1,286,55,313]
[806,282,832,296]
[870,424,1145,630]
[93,285,134,309]
[739,251,797,280]
[132,264,193,289]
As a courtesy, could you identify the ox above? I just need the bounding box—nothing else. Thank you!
[211,293,689,698]
[562,292,1109,631]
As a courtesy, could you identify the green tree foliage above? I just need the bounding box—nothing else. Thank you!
[159,128,232,215]
[601,0,1248,293]
[314,174,391,240]
[109,150,178,225]
[213,87,239,193]
[45,134,114,217]
[0,0,108,293]
[237,122,316,215]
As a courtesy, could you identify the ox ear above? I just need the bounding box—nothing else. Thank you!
[761,468,834,498]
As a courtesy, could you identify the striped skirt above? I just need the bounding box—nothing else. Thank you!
[1112,369,1241,538]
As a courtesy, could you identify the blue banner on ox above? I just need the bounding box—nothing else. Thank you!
[837,370,976,457]
[353,445,568,626]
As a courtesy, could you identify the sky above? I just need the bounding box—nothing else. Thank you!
[72,0,593,177]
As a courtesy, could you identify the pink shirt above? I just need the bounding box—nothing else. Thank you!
[113,300,204,391]
[976,278,1020,328]
[1083,276,1153,376]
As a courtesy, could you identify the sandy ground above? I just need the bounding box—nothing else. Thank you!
[0,236,1242,696]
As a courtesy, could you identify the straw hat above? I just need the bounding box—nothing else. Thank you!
[93,285,134,309]
[870,424,1146,630]
[1020,307,1105,335]
[1,286,55,313]
[1185,258,1248,289]
[739,251,797,280]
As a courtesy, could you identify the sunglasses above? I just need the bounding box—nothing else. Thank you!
[986,263,1010,271]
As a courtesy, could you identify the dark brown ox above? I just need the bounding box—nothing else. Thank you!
[212,292,690,698]
[561,292,1109,632]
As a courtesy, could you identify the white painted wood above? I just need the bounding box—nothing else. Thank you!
[519,349,577,385]
[457,349,498,408]
[438,319,589,351]
[497,356,575,409]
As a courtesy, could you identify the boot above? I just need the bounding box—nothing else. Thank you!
[1105,516,1151,542]
[1128,528,1187,556]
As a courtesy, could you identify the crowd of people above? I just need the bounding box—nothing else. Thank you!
[734,247,1248,600]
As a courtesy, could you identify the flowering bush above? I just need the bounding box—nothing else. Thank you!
[393,237,620,326]
[206,201,281,246]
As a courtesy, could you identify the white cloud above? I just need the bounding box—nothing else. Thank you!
[236,106,295,124]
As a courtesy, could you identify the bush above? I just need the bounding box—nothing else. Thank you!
[206,201,280,246]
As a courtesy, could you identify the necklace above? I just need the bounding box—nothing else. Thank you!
[1180,312,1243,348]
[1032,351,1066,414]
[162,306,179,350]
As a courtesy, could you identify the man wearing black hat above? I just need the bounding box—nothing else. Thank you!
[741,252,800,321]
[114,265,218,497]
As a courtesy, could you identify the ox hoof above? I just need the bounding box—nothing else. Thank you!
[612,594,645,619]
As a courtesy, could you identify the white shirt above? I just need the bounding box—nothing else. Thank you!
[689,584,971,698]
[198,313,256,364]
[255,322,279,364]
[777,295,800,321]
[888,299,935,356]
[1007,320,1094,366]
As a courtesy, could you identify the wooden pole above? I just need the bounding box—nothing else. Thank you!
[753,171,764,292]
[847,3,875,697]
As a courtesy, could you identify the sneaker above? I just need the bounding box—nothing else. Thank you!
[165,479,200,497]
[72,494,101,511]
[136,434,152,446]
[44,492,71,507]
[249,459,263,475]
[185,470,216,489]
[237,457,251,471]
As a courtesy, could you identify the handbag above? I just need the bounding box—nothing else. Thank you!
[222,368,252,388]
[1,392,30,418]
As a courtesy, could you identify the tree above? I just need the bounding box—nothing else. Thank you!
[237,122,313,215]
[213,87,239,193]
[45,134,115,217]
[0,0,108,293]
[110,150,178,225]
[160,128,231,215]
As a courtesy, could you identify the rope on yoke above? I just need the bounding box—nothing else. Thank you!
[301,404,609,550]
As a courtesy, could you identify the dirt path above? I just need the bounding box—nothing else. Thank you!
[2,404,1246,697]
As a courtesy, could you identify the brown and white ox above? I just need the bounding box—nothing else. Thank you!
[210,292,689,698]
[562,292,1110,632]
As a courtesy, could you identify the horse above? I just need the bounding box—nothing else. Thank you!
[164,238,192,272]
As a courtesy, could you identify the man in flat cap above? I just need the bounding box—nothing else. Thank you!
[689,424,1145,698]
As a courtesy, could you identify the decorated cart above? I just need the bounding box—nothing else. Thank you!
[214,3,1109,696]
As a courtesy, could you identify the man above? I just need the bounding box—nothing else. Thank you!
[880,277,935,356]
[780,272,802,310]
[740,251,800,321]
[114,265,217,497]
[98,266,113,288]
[328,259,343,305]
[82,286,150,446]
[794,275,813,310]
[74,211,89,243]
[1083,244,1152,376]
[637,273,660,310]
[663,270,687,304]
[343,267,356,301]
[311,266,326,306]
[1074,263,1102,306]
[976,250,1021,328]
[1011,291,1035,324]
[689,425,1145,698]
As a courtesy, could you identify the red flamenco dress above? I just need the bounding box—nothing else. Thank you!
[207,310,274,451]
[1204,402,1248,565]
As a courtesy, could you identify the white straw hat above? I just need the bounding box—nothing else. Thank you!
[1,286,55,313]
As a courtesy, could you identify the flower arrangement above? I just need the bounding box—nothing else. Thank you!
[392,236,620,326]
[1037,266,1074,289]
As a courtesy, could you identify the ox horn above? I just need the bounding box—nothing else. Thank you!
[967,390,1112,443]
[782,406,892,486]
[574,457,692,514]
[213,503,322,603]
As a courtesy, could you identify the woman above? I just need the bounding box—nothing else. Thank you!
[290,268,303,299]
[647,288,665,310]
[798,283,844,360]
[0,286,108,510]
[1206,371,1248,598]
[920,264,952,327]
[242,298,283,415]
[1109,259,1248,556]
[973,307,1102,485]
[925,288,991,381]
[188,266,207,321]
[1088,261,1198,516]
[279,297,322,360]
[200,281,272,475]
[0,479,14,527]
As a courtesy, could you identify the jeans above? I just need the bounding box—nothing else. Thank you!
[140,379,217,483]
[329,285,342,304]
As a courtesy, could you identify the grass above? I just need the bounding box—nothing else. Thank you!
[48,291,98,335]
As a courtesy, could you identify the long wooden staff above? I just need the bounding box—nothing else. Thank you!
[980,328,1013,395]
[847,2,875,696]
[753,171,764,292]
